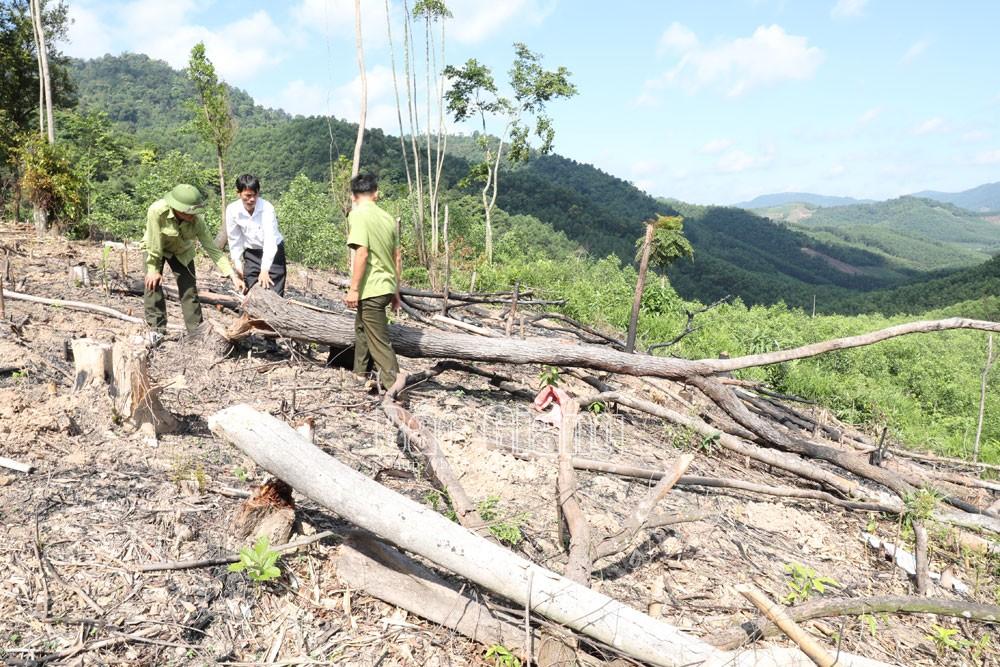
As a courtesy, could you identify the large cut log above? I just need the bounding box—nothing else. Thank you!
[207,404,718,667]
[241,288,1000,379]
[208,404,895,667]
[337,533,538,659]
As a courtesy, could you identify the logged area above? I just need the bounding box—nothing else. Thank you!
[1,224,999,667]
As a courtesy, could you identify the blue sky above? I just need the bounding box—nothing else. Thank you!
[60,0,1000,204]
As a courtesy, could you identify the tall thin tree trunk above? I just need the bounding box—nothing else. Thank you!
[214,151,228,249]
[385,0,412,194]
[31,0,54,143]
[402,1,427,266]
[425,17,436,258]
[973,334,995,462]
[626,222,655,353]
[30,0,43,136]
[352,0,367,179]
[482,136,504,264]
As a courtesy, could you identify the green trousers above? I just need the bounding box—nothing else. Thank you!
[144,254,203,333]
[354,293,399,388]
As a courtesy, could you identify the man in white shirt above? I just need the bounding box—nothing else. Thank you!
[225,174,287,296]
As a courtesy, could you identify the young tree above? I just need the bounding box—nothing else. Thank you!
[412,0,451,262]
[444,43,577,263]
[187,42,235,248]
[625,215,693,353]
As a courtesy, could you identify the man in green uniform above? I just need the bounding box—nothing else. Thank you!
[345,173,401,389]
[143,184,244,333]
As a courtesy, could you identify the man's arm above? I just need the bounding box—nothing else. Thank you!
[144,205,164,291]
[196,217,244,291]
[258,201,279,289]
[346,245,368,309]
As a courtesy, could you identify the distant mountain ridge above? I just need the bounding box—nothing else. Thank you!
[737,192,872,208]
[913,182,1000,213]
[740,182,1000,213]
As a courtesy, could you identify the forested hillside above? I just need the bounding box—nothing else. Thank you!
[914,181,1000,212]
[66,53,973,309]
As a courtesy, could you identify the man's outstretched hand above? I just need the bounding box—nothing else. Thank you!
[144,272,162,292]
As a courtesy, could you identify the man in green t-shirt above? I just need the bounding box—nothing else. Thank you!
[345,173,401,389]
[143,184,244,333]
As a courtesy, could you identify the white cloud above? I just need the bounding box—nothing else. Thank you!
[265,66,400,130]
[292,0,389,49]
[900,39,929,65]
[639,24,823,100]
[912,117,945,135]
[831,0,868,19]
[857,106,881,125]
[701,138,733,154]
[974,149,1000,165]
[717,150,756,173]
[62,0,286,83]
[60,2,114,59]
[448,0,555,45]
[658,22,698,54]
[962,129,991,143]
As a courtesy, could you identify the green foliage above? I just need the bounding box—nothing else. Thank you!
[186,43,235,161]
[484,644,521,667]
[228,536,282,583]
[537,366,561,388]
[902,487,944,528]
[276,174,345,268]
[588,401,606,415]
[15,132,83,222]
[477,496,527,547]
[782,562,839,603]
[926,624,967,654]
[640,214,694,269]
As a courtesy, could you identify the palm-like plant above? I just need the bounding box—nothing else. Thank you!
[625,214,693,352]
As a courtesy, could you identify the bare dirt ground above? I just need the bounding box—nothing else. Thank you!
[1,222,998,666]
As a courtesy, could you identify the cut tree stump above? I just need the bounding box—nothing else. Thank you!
[233,478,295,546]
[111,339,177,436]
[70,338,112,390]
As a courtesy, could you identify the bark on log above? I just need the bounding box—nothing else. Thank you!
[735,584,836,667]
[207,404,719,667]
[580,391,860,497]
[3,289,146,324]
[242,288,1000,380]
[487,443,901,514]
[337,533,539,659]
[710,595,1000,650]
[111,340,177,435]
[71,339,112,390]
[593,454,694,561]
[556,397,591,585]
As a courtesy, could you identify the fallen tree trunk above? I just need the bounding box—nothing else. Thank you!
[3,288,145,324]
[209,404,891,667]
[208,403,719,667]
[242,288,1000,379]
[337,533,539,658]
[710,595,1000,650]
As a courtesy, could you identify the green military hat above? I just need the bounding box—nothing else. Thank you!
[163,184,205,214]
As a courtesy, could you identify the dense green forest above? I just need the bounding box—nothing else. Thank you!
[62,53,994,310]
[3,43,998,464]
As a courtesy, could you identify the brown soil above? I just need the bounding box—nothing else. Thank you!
[0,222,997,666]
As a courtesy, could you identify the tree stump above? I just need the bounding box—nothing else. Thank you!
[233,478,295,547]
[69,264,90,288]
[71,338,112,390]
[111,339,177,435]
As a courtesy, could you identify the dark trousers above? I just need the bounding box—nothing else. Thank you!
[354,293,399,388]
[144,255,202,333]
[243,242,286,296]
